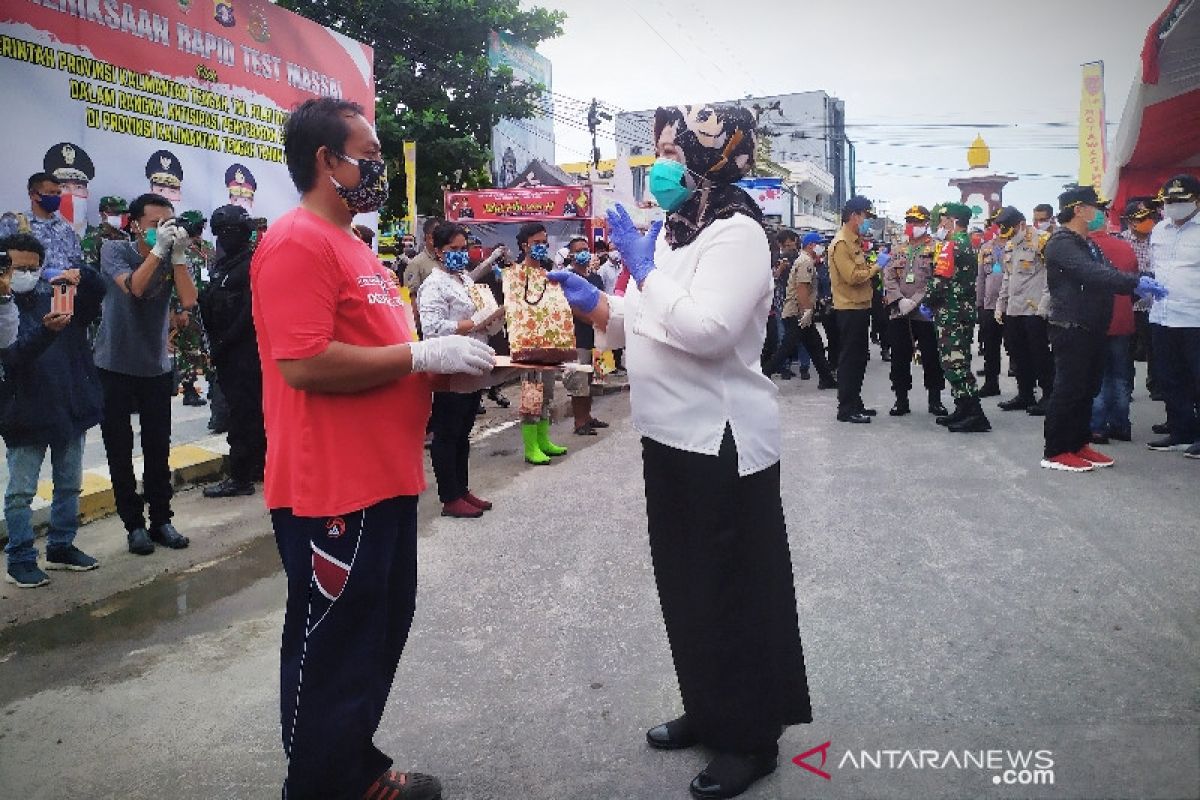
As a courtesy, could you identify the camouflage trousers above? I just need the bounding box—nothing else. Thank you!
[170,320,209,386]
[935,313,979,400]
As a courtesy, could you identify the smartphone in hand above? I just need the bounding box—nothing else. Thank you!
[50,281,76,315]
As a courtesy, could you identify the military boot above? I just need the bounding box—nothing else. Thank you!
[948,398,992,433]
[936,398,966,427]
[889,392,910,416]
[928,389,948,416]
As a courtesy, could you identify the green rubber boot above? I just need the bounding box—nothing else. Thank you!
[522,423,551,465]
[536,419,568,457]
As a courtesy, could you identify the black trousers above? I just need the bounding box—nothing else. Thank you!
[1044,325,1106,458]
[98,368,173,532]
[213,349,266,484]
[429,390,481,503]
[835,309,871,415]
[978,312,1003,383]
[642,429,811,753]
[762,316,834,382]
[887,317,944,394]
[760,316,779,372]
[820,314,840,366]
[274,496,418,800]
[1006,315,1054,400]
[1133,310,1157,391]
[1152,324,1200,444]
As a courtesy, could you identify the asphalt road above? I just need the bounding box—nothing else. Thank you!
[0,351,1197,800]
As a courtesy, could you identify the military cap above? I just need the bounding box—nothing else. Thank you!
[993,205,1025,231]
[146,150,184,188]
[1159,174,1200,203]
[936,201,973,226]
[904,204,930,222]
[99,195,127,214]
[843,195,876,218]
[225,163,257,199]
[1058,185,1109,212]
[179,210,206,226]
[986,206,1004,226]
[1123,196,1161,220]
[209,204,251,234]
[43,142,95,183]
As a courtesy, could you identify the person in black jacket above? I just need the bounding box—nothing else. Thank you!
[198,205,265,497]
[1,233,105,588]
[1040,187,1166,472]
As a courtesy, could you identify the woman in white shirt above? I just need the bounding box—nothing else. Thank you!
[417,222,505,519]
[549,104,811,800]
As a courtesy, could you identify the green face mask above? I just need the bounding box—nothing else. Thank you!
[143,227,157,248]
[1087,209,1106,232]
[648,158,693,212]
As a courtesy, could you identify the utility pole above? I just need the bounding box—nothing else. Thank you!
[587,98,611,170]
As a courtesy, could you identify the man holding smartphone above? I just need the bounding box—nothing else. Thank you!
[0,233,105,588]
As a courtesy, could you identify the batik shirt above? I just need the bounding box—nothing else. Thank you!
[0,213,83,276]
[1119,230,1154,312]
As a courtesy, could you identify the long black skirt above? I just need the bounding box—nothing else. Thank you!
[642,427,812,753]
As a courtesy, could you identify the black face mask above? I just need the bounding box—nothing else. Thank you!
[216,227,252,254]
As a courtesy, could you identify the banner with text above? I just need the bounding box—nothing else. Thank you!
[1,0,374,234]
[487,30,554,189]
[445,187,591,224]
[1078,61,1107,194]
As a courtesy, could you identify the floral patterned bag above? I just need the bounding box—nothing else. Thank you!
[519,377,544,417]
[502,262,576,364]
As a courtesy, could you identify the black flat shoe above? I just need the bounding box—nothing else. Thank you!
[646,714,697,751]
[587,417,609,429]
[149,523,189,549]
[837,412,872,424]
[690,750,778,799]
[127,528,155,556]
[573,423,598,436]
[858,407,878,416]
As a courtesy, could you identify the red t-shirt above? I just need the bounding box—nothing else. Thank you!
[251,207,432,516]
[1089,231,1138,337]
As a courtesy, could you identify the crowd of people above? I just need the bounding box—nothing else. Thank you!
[758,175,1196,474]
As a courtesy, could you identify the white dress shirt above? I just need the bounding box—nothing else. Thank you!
[1149,212,1200,328]
[597,214,780,476]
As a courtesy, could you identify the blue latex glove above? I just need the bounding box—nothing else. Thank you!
[546,269,601,313]
[1135,275,1169,300]
[876,251,891,268]
[606,203,662,285]
[918,303,933,321]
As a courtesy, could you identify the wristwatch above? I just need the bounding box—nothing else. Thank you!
[0,294,11,305]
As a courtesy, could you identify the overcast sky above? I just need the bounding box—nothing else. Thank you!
[524,0,1165,219]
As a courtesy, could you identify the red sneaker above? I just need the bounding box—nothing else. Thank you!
[1039,453,1094,472]
[462,491,492,511]
[1075,445,1115,468]
[441,498,483,518]
[362,769,442,800]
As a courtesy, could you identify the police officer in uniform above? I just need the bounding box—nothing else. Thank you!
[81,196,130,268]
[198,205,265,497]
[975,222,1005,397]
[884,205,947,416]
[994,206,1054,415]
[928,201,991,432]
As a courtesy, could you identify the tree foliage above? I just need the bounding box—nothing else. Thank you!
[278,0,564,221]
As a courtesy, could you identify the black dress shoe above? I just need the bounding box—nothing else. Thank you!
[837,412,872,424]
[646,715,698,751]
[127,528,155,556]
[889,396,910,416]
[817,379,838,390]
[858,407,877,417]
[690,750,778,799]
[1152,422,1170,435]
[203,478,255,498]
[998,395,1032,411]
[1025,402,1047,417]
[587,417,610,429]
[149,523,189,549]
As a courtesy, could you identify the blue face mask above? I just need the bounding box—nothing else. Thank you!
[529,243,550,262]
[36,194,62,214]
[443,250,470,272]
[858,219,873,236]
[648,158,693,212]
[573,250,591,267]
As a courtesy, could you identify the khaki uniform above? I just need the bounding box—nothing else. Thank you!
[999,227,1051,317]
[781,251,816,319]
[882,237,935,319]
[828,226,876,310]
[403,250,439,297]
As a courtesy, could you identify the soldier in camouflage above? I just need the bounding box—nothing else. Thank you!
[171,210,212,406]
[927,201,991,432]
[81,196,130,268]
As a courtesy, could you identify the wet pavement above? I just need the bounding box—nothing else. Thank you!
[0,357,1197,799]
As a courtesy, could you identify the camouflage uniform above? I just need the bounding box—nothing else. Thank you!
[927,229,980,400]
[170,238,213,394]
[81,221,129,268]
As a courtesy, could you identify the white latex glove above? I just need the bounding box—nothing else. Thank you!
[151,219,179,260]
[798,309,814,328]
[410,335,495,375]
[897,298,917,316]
[994,308,1004,324]
[170,228,190,266]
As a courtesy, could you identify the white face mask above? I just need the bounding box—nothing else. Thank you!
[910,225,928,239]
[1163,201,1198,222]
[10,270,41,294]
[933,227,949,241]
[813,244,826,256]
[1034,220,1052,232]
[105,215,123,228]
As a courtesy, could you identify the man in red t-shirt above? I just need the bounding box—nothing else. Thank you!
[252,98,494,800]
[1089,227,1139,443]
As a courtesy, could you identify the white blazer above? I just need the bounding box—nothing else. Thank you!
[598,214,781,476]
